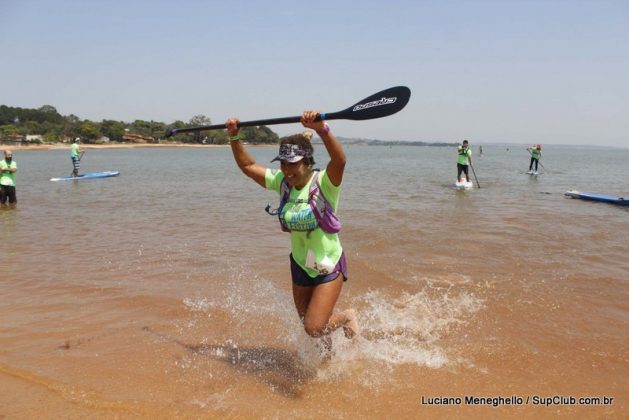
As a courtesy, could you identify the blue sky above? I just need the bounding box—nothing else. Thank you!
[1,0,628,147]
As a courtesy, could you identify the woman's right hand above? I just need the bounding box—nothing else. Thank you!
[225,118,240,137]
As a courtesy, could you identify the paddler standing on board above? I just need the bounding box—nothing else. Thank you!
[457,140,472,183]
[70,137,83,177]
[526,144,542,175]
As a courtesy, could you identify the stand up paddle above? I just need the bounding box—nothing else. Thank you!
[165,86,411,137]
[469,162,481,188]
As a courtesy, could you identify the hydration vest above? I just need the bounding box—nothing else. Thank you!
[267,170,342,234]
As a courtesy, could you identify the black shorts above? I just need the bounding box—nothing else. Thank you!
[290,253,347,287]
[0,185,17,204]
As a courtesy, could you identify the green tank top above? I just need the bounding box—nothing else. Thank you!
[531,148,540,159]
[0,160,16,186]
[265,168,343,278]
[457,146,471,165]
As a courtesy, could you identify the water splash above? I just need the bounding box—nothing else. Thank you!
[180,267,484,388]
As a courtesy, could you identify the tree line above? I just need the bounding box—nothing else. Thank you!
[0,104,279,145]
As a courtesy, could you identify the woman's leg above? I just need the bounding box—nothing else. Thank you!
[292,276,358,339]
[292,283,314,321]
[72,157,79,176]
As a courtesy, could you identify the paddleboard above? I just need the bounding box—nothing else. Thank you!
[564,190,628,206]
[50,171,120,182]
[455,179,473,190]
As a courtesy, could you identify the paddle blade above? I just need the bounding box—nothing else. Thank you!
[165,127,177,137]
[324,86,411,121]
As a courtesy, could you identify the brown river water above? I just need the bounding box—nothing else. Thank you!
[1,144,627,418]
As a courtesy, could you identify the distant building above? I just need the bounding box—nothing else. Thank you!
[0,135,24,146]
[25,134,44,143]
[122,133,155,143]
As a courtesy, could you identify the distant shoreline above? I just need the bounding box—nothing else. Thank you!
[2,141,625,152]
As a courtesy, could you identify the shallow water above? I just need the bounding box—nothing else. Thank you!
[1,144,627,418]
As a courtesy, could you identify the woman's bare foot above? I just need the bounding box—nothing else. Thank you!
[342,309,359,339]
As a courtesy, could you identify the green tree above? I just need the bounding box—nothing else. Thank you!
[149,121,166,139]
[0,105,17,125]
[101,120,127,141]
[0,103,283,145]
[79,120,99,141]
[0,124,19,137]
[241,126,279,144]
[22,120,42,135]
[188,115,211,127]
[37,105,63,124]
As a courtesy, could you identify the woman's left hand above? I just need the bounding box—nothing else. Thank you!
[300,110,325,133]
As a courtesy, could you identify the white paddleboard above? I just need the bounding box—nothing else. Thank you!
[455,179,473,190]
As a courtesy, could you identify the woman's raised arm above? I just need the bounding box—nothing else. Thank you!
[300,111,346,187]
[226,118,267,188]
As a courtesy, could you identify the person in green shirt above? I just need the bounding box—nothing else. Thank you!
[0,150,17,206]
[526,144,542,174]
[70,137,83,177]
[457,140,473,182]
[225,111,358,348]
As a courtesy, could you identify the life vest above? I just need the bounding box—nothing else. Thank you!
[267,170,342,234]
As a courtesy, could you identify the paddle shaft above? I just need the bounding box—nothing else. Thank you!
[168,115,309,135]
[166,110,361,134]
[469,162,481,188]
